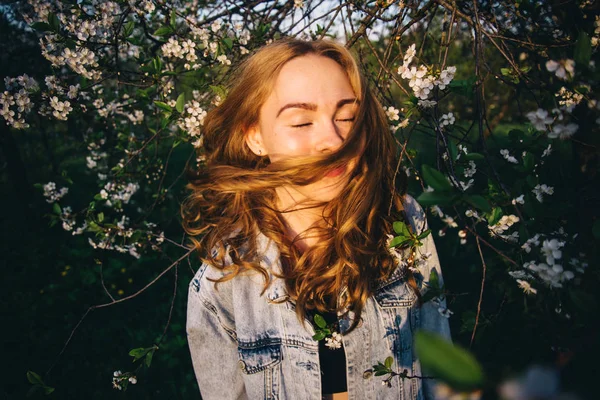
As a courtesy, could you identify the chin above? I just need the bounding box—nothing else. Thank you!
[300,181,347,203]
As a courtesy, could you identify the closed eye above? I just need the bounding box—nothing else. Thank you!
[336,118,355,123]
[291,123,312,128]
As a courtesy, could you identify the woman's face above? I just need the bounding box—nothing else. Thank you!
[245,54,360,205]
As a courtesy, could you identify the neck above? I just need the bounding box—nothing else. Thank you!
[276,187,326,252]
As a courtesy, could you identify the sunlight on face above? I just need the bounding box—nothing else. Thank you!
[248,55,360,206]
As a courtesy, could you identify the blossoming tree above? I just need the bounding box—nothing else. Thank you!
[2,0,599,397]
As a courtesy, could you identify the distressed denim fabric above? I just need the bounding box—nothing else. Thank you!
[187,195,451,400]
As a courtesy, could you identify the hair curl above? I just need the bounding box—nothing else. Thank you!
[181,39,409,331]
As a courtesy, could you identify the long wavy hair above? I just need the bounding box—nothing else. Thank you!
[181,39,409,331]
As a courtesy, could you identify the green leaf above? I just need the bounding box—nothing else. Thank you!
[175,93,185,113]
[48,12,60,32]
[161,116,171,129]
[154,101,172,112]
[97,212,104,223]
[416,229,432,240]
[428,268,440,290]
[421,290,440,304]
[209,85,228,100]
[464,153,484,161]
[448,141,458,162]
[487,207,503,225]
[88,221,101,233]
[153,26,173,36]
[464,195,492,212]
[52,203,62,215]
[422,165,453,192]
[574,31,592,67]
[314,314,327,329]
[170,9,177,28]
[312,331,326,341]
[416,191,457,206]
[31,22,51,32]
[415,331,484,391]
[43,387,55,395]
[384,356,393,369]
[129,348,144,356]
[375,370,389,376]
[392,221,410,236]
[123,20,135,37]
[500,68,512,77]
[388,236,413,248]
[152,56,163,73]
[222,37,233,49]
[27,371,44,385]
[145,350,154,368]
[448,78,475,96]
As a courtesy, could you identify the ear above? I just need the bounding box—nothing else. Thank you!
[244,125,267,156]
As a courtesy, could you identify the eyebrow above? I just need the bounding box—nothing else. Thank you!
[276,98,359,118]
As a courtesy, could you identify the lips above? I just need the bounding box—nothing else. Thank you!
[325,166,346,178]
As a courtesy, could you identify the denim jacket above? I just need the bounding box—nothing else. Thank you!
[187,195,451,399]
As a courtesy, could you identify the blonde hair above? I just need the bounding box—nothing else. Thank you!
[181,39,408,331]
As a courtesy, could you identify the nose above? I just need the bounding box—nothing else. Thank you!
[315,119,344,153]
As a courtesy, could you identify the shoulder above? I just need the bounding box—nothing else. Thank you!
[401,193,428,231]
[188,234,281,307]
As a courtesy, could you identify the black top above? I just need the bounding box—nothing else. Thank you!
[316,310,347,395]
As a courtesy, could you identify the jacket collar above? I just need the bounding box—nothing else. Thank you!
[255,231,290,303]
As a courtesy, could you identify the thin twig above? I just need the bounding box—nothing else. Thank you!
[471,231,487,348]
[45,248,194,377]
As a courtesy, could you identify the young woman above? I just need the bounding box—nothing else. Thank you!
[182,39,451,400]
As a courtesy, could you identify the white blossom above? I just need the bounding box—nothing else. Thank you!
[555,87,583,112]
[500,149,518,164]
[384,106,400,121]
[217,54,231,65]
[532,184,554,202]
[442,215,458,228]
[403,44,416,65]
[178,100,207,137]
[439,112,455,126]
[417,99,437,108]
[541,239,564,265]
[434,66,456,90]
[67,84,80,99]
[526,109,553,131]
[437,307,454,318]
[49,96,73,120]
[521,234,540,253]
[325,332,342,349]
[489,215,519,235]
[511,195,525,205]
[546,59,575,80]
[547,123,578,139]
[541,144,552,158]
[516,279,537,295]
[42,182,69,203]
[211,20,223,33]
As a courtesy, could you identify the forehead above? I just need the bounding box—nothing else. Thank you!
[268,55,356,106]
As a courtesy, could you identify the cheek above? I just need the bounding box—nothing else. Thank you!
[267,132,314,159]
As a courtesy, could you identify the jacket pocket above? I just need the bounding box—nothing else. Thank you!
[374,276,417,308]
[237,341,282,374]
[238,341,282,400]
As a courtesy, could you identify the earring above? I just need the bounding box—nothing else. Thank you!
[258,149,262,155]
